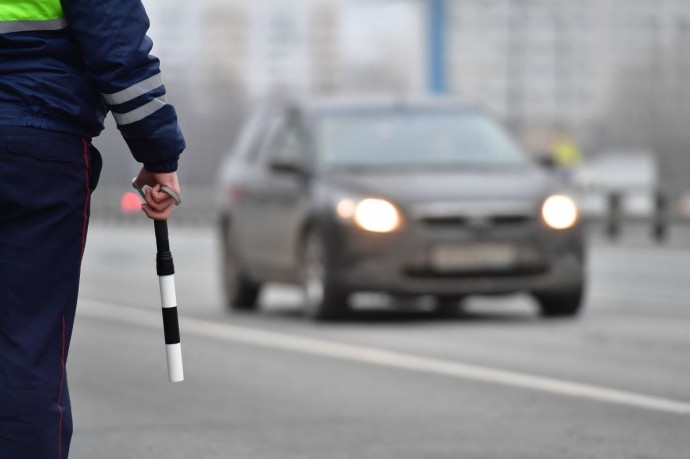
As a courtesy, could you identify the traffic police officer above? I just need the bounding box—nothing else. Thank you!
[0,0,186,457]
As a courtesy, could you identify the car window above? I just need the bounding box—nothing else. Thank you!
[264,120,310,168]
[246,114,282,163]
[317,111,528,170]
[232,111,262,160]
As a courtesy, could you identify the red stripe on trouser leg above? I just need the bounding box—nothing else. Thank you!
[81,139,90,260]
[0,126,85,459]
[57,315,65,459]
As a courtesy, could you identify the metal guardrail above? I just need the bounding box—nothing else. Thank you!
[598,190,680,244]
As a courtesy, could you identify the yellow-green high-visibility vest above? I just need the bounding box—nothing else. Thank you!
[0,0,67,33]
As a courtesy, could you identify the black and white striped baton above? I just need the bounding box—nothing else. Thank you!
[132,179,184,383]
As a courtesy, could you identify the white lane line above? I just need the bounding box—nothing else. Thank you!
[78,298,690,416]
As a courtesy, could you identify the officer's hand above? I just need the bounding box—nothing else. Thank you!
[135,167,181,221]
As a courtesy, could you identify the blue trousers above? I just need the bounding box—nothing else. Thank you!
[0,126,101,459]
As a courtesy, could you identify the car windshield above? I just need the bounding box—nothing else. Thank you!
[317,111,528,170]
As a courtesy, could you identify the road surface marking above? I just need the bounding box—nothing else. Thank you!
[78,298,690,416]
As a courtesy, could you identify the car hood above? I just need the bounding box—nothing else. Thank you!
[323,166,554,206]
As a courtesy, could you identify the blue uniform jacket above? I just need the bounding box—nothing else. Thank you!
[0,0,185,172]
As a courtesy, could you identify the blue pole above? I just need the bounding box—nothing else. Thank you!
[428,0,447,94]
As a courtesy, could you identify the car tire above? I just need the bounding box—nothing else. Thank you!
[300,230,350,321]
[534,286,584,318]
[434,295,465,317]
[221,221,261,312]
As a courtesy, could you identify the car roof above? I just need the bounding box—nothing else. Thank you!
[260,95,486,118]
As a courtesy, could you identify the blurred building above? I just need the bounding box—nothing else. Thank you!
[449,1,689,120]
[446,0,690,141]
[146,0,343,102]
[144,0,427,99]
[151,0,342,106]
[143,0,690,126]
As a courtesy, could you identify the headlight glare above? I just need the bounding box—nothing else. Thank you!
[336,199,356,219]
[352,198,400,233]
[542,195,578,230]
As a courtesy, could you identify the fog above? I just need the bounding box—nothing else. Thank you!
[94,0,690,205]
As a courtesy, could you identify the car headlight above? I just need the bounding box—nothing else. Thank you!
[337,198,401,233]
[542,195,579,230]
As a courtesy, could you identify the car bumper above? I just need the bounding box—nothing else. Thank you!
[327,219,585,296]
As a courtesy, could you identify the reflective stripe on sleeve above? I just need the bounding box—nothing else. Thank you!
[102,74,165,106]
[0,17,67,33]
[112,96,167,126]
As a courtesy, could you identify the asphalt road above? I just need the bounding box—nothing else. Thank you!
[69,223,690,459]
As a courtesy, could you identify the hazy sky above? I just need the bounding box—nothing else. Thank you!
[341,1,422,65]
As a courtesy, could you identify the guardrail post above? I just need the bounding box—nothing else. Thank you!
[652,189,668,243]
[606,192,622,240]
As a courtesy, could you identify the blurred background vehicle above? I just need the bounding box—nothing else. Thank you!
[217,98,585,320]
[573,150,659,219]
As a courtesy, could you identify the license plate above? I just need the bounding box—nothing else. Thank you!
[429,244,517,271]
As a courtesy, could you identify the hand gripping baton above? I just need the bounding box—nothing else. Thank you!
[132,179,184,383]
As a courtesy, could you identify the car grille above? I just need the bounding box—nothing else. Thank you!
[404,264,548,279]
[419,214,534,229]
[410,200,538,231]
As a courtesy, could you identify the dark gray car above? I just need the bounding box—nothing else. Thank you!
[217,99,585,320]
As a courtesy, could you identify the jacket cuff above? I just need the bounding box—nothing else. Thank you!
[144,157,179,173]
[120,106,186,169]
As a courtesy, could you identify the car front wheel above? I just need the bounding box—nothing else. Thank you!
[434,295,465,317]
[534,285,584,318]
[300,230,350,320]
[221,222,261,312]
